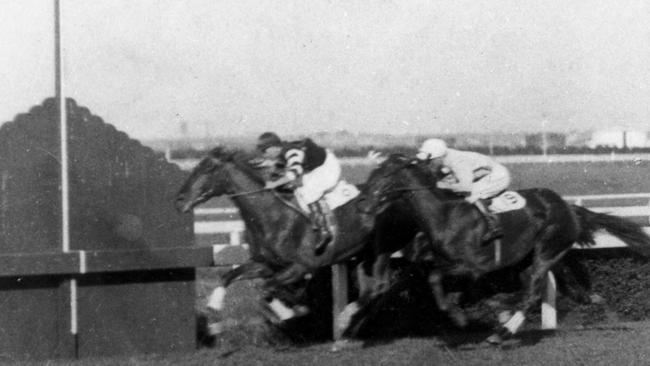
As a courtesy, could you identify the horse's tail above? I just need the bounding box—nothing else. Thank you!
[572,204,650,255]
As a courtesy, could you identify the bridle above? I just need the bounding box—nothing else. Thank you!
[369,158,437,209]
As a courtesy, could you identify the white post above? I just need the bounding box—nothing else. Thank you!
[331,264,348,340]
[541,271,557,330]
[229,230,241,246]
[55,0,76,339]
[542,119,548,157]
[55,0,70,253]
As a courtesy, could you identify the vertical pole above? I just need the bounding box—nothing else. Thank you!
[55,0,70,253]
[542,119,548,158]
[331,264,348,340]
[55,0,77,345]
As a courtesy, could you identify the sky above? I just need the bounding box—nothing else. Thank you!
[1,0,650,140]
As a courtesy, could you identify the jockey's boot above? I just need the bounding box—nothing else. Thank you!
[474,199,503,244]
[307,201,332,256]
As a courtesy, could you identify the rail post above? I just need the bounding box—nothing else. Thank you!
[541,271,557,330]
[331,263,349,339]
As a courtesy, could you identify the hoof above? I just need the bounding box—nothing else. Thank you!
[336,302,360,334]
[207,286,227,311]
[486,333,503,345]
[589,293,605,305]
[259,301,282,324]
[331,339,363,352]
[293,305,310,317]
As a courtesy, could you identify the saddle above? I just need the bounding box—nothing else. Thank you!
[295,180,360,255]
[295,180,360,215]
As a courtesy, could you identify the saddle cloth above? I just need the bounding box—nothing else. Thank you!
[488,191,526,213]
[295,180,360,213]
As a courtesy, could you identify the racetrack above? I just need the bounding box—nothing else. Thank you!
[20,321,650,365]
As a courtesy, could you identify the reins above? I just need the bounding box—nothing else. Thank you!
[226,187,309,218]
[226,188,271,198]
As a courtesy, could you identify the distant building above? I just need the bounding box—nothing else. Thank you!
[587,129,649,149]
[525,133,567,149]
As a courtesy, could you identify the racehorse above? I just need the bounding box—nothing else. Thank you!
[175,146,414,332]
[362,154,650,343]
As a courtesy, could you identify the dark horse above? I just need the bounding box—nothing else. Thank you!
[363,154,650,343]
[175,146,415,332]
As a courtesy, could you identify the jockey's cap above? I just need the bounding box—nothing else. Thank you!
[256,132,282,151]
[417,138,447,160]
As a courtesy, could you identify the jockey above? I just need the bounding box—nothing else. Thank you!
[416,138,511,243]
[256,132,342,255]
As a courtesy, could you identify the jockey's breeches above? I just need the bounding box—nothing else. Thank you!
[295,150,341,204]
[467,164,511,203]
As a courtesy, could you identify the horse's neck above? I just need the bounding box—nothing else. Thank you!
[226,166,292,239]
[402,171,450,227]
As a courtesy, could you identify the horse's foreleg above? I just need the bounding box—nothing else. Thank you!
[428,270,468,328]
[264,262,309,288]
[338,253,393,334]
[260,263,312,321]
[207,260,274,311]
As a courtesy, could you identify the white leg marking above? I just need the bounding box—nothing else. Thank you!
[207,286,226,311]
[336,301,360,333]
[504,310,525,334]
[268,298,295,321]
[498,310,513,325]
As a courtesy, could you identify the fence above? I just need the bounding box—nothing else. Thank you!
[197,193,650,335]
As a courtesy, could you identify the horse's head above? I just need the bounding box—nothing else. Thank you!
[363,153,446,213]
[363,154,422,212]
[175,146,264,212]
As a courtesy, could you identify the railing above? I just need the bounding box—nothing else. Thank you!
[196,193,650,250]
[198,193,650,334]
[564,193,650,248]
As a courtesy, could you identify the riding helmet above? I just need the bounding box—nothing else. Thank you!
[256,132,283,151]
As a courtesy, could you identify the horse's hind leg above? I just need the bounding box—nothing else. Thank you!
[335,254,392,340]
[205,260,274,335]
[261,263,312,321]
[489,248,571,344]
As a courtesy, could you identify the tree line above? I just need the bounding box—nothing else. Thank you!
[168,145,650,160]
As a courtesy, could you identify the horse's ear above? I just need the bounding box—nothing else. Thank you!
[209,146,222,158]
[208,146,227,164]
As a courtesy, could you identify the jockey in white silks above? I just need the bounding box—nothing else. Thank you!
[256,132,341,255]
[416,138,511,243]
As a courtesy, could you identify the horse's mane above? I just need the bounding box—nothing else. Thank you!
[365,153,413,186]
[367,153,459,201]
[208,146,266,185]
[368,153,437,184]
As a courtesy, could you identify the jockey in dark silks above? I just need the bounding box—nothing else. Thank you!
[416,138,511,243]
[256,132,342,255]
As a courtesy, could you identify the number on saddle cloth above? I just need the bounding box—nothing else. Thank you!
[487,191,527,214]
